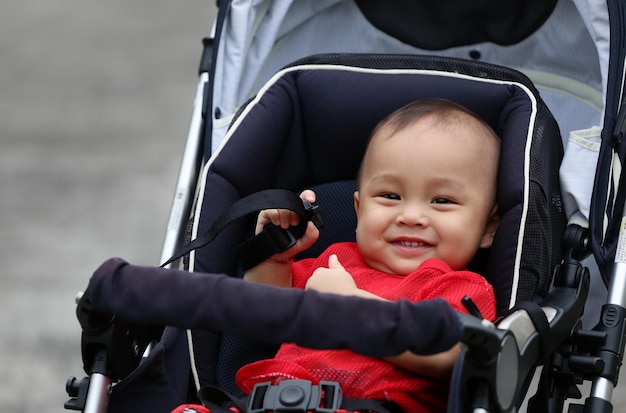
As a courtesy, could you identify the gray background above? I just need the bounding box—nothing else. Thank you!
[1,1,214,411]
[2,1,625,412]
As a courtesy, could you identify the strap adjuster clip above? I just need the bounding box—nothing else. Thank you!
[261,200,325,254]
[262,223,299,253]
[302,199,325,231]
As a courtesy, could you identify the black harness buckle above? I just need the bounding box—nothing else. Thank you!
[303,199,325,232]
[247,380,342,413]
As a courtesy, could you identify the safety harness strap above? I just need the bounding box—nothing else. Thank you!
[196,380,398,413]
[511,301,553,412]
[160,189,324,269]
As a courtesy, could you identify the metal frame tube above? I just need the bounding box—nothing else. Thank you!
[591,377,614,401]
[587,214,626,409]
[159,72,209,267]
[83,374,112,413]
[607,261,626,307]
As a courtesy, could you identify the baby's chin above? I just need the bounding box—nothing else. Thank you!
[365,258,427,276]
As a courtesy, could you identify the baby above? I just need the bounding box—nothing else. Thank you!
[240,98,500,413]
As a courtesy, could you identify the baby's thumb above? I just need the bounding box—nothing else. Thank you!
[327,254,344,269]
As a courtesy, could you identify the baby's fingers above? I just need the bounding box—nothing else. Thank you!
[255,208,300,234]
[255,190,316,235]
[299,189,316,204]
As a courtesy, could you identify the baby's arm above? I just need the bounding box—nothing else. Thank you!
[382,346,460,378]
[243,190,319,288]
[306,255,459,378]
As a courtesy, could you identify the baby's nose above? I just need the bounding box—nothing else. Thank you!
[397,203,428,226]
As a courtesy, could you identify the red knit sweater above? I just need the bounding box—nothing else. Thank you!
[237,242,496,413]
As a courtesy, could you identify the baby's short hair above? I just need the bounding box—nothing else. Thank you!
[357,98,501,187]
[371,98,496,141]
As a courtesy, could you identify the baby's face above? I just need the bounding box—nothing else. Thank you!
[354,116,499,275]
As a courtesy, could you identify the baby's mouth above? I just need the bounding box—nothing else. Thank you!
[398,240,424,247]
[393,240,430,248]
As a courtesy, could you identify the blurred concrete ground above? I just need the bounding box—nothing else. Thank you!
[0,1,214,411]
[2,1,626,413]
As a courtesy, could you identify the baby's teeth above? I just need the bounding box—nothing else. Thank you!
[401,241,423,247]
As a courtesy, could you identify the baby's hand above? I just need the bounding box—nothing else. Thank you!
[257,189,319,262]
[305,255,358,295]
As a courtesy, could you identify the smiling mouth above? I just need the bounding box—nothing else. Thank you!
[395,240,429,247]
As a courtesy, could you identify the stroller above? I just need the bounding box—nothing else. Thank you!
[64,1,626,412]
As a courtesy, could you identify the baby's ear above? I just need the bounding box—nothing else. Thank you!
[353,191,360,213]
[480,206,500,249]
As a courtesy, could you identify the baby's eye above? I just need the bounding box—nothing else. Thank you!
[379,193,401,200]
[432,197,454,204]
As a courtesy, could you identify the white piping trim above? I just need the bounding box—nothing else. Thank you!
[188,161,209,274]
[508,88,537,309]
[185,152,214,390]
[187,329,201,391]
[186,137,219,391]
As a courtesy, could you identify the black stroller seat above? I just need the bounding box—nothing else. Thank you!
[183,54,566,412]
[75,54,590,413]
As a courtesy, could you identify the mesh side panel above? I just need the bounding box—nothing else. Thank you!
[517,181,553,302]
[216,335,278,397]
[515,103,565,304]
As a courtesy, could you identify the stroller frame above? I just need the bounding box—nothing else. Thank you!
[65,1,626,412]
[67,60,600,413]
